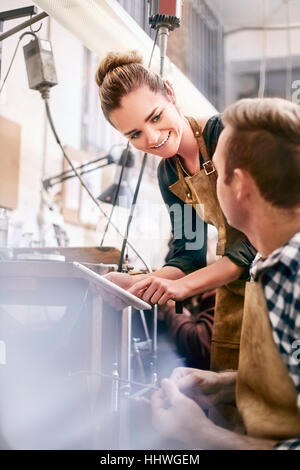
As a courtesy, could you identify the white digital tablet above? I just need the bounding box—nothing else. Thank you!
[73,262,151,310]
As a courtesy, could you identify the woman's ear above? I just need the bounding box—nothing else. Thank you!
[164,80,176,103]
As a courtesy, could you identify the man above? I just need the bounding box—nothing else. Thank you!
[152,97,300,450]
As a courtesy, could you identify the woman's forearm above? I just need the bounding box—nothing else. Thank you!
[144,265,186,280]
[181,256,245,298]
[106,266,185,291]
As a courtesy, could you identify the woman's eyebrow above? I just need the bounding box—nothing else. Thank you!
[124,107,159,136]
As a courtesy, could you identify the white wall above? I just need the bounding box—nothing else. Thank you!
[226,28,300,63]
[0,0,222,269]
[0,0,174,268]
[225,27,300,104]
[34,0,217,117]
[0,0,87,241]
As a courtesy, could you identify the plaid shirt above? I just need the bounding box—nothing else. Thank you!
[250,231,300,450]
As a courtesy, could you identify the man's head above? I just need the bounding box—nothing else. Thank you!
[213,98,300,233]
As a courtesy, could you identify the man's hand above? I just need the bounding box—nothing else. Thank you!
[152,377,276,450]
[151,378,214,447]
[129,276,188,305]
[169,367,237,409]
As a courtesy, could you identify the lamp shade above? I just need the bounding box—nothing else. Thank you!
[97,148,135,208]
[97,183,133,208]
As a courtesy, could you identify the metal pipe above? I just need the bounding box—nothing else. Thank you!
[158,26,169,77]
[68,369,160,392]
[126,306,132,386]
[151,304,158,386]
[0,11,48,42]
[111,362,120,413]
[139,310,151,343]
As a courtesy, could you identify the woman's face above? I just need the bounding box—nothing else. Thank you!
[110,85,183,158]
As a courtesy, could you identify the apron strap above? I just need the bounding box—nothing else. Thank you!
[186,116,217,179]
[174,116,219,201]
[186,116,210,164]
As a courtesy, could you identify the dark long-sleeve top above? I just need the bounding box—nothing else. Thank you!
[163,293,215,370]
[157,115,257,275]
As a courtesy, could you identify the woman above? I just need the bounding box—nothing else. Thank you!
[95,50,256,373]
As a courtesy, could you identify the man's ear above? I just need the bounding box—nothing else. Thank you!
[233,168,251,203]
[164,80,176,103]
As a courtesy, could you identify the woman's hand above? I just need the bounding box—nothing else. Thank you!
[128,276,188,305]
[169,367,237,408]
[104,271,137,290]
[92,271,144,310]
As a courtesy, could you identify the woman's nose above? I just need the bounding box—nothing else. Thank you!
[145,127,161,147]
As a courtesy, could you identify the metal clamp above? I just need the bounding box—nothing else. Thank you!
[203,160,216,176]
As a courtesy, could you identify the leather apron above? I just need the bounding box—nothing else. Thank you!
[236,280,300,440]
[168,117,245,372]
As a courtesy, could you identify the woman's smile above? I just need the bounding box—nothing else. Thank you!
[150,131,171,150]
[110,86,183,158]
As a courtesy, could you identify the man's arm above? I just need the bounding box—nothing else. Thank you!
[194,421,277,450]
[152,379,278,450]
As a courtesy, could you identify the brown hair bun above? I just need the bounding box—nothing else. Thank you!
[95,50,143,87]
[95,50,166,120]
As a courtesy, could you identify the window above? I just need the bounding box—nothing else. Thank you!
[188,0,224,110]
[117,0,155,38]
[117,0,225,110]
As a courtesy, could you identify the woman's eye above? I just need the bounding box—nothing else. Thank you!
[130,131,141,140]
[152,112,162,123]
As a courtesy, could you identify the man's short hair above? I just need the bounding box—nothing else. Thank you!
[222,98,300,209]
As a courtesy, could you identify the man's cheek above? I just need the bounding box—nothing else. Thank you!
[217,183,231,223]
[216,180,224,208]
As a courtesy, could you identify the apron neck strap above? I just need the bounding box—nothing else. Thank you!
[185,116,211,163]
[174,116,215,186]
[175,155,187,186]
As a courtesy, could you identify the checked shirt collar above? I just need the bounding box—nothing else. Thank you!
[250,231,300,281]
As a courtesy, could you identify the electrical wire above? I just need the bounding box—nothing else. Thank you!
[148,29,159,68]
[100,140,131,247]
[100,29,159,251]
[43,98,151,272]
[117,153,148,273]
[0,31,37,96]
[29,26,159,272]
[114,29,159,269]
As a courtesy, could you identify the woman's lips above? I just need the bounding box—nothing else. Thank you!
[151,131,171,150]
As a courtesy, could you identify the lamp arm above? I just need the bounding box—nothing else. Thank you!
[42,156,114,189]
